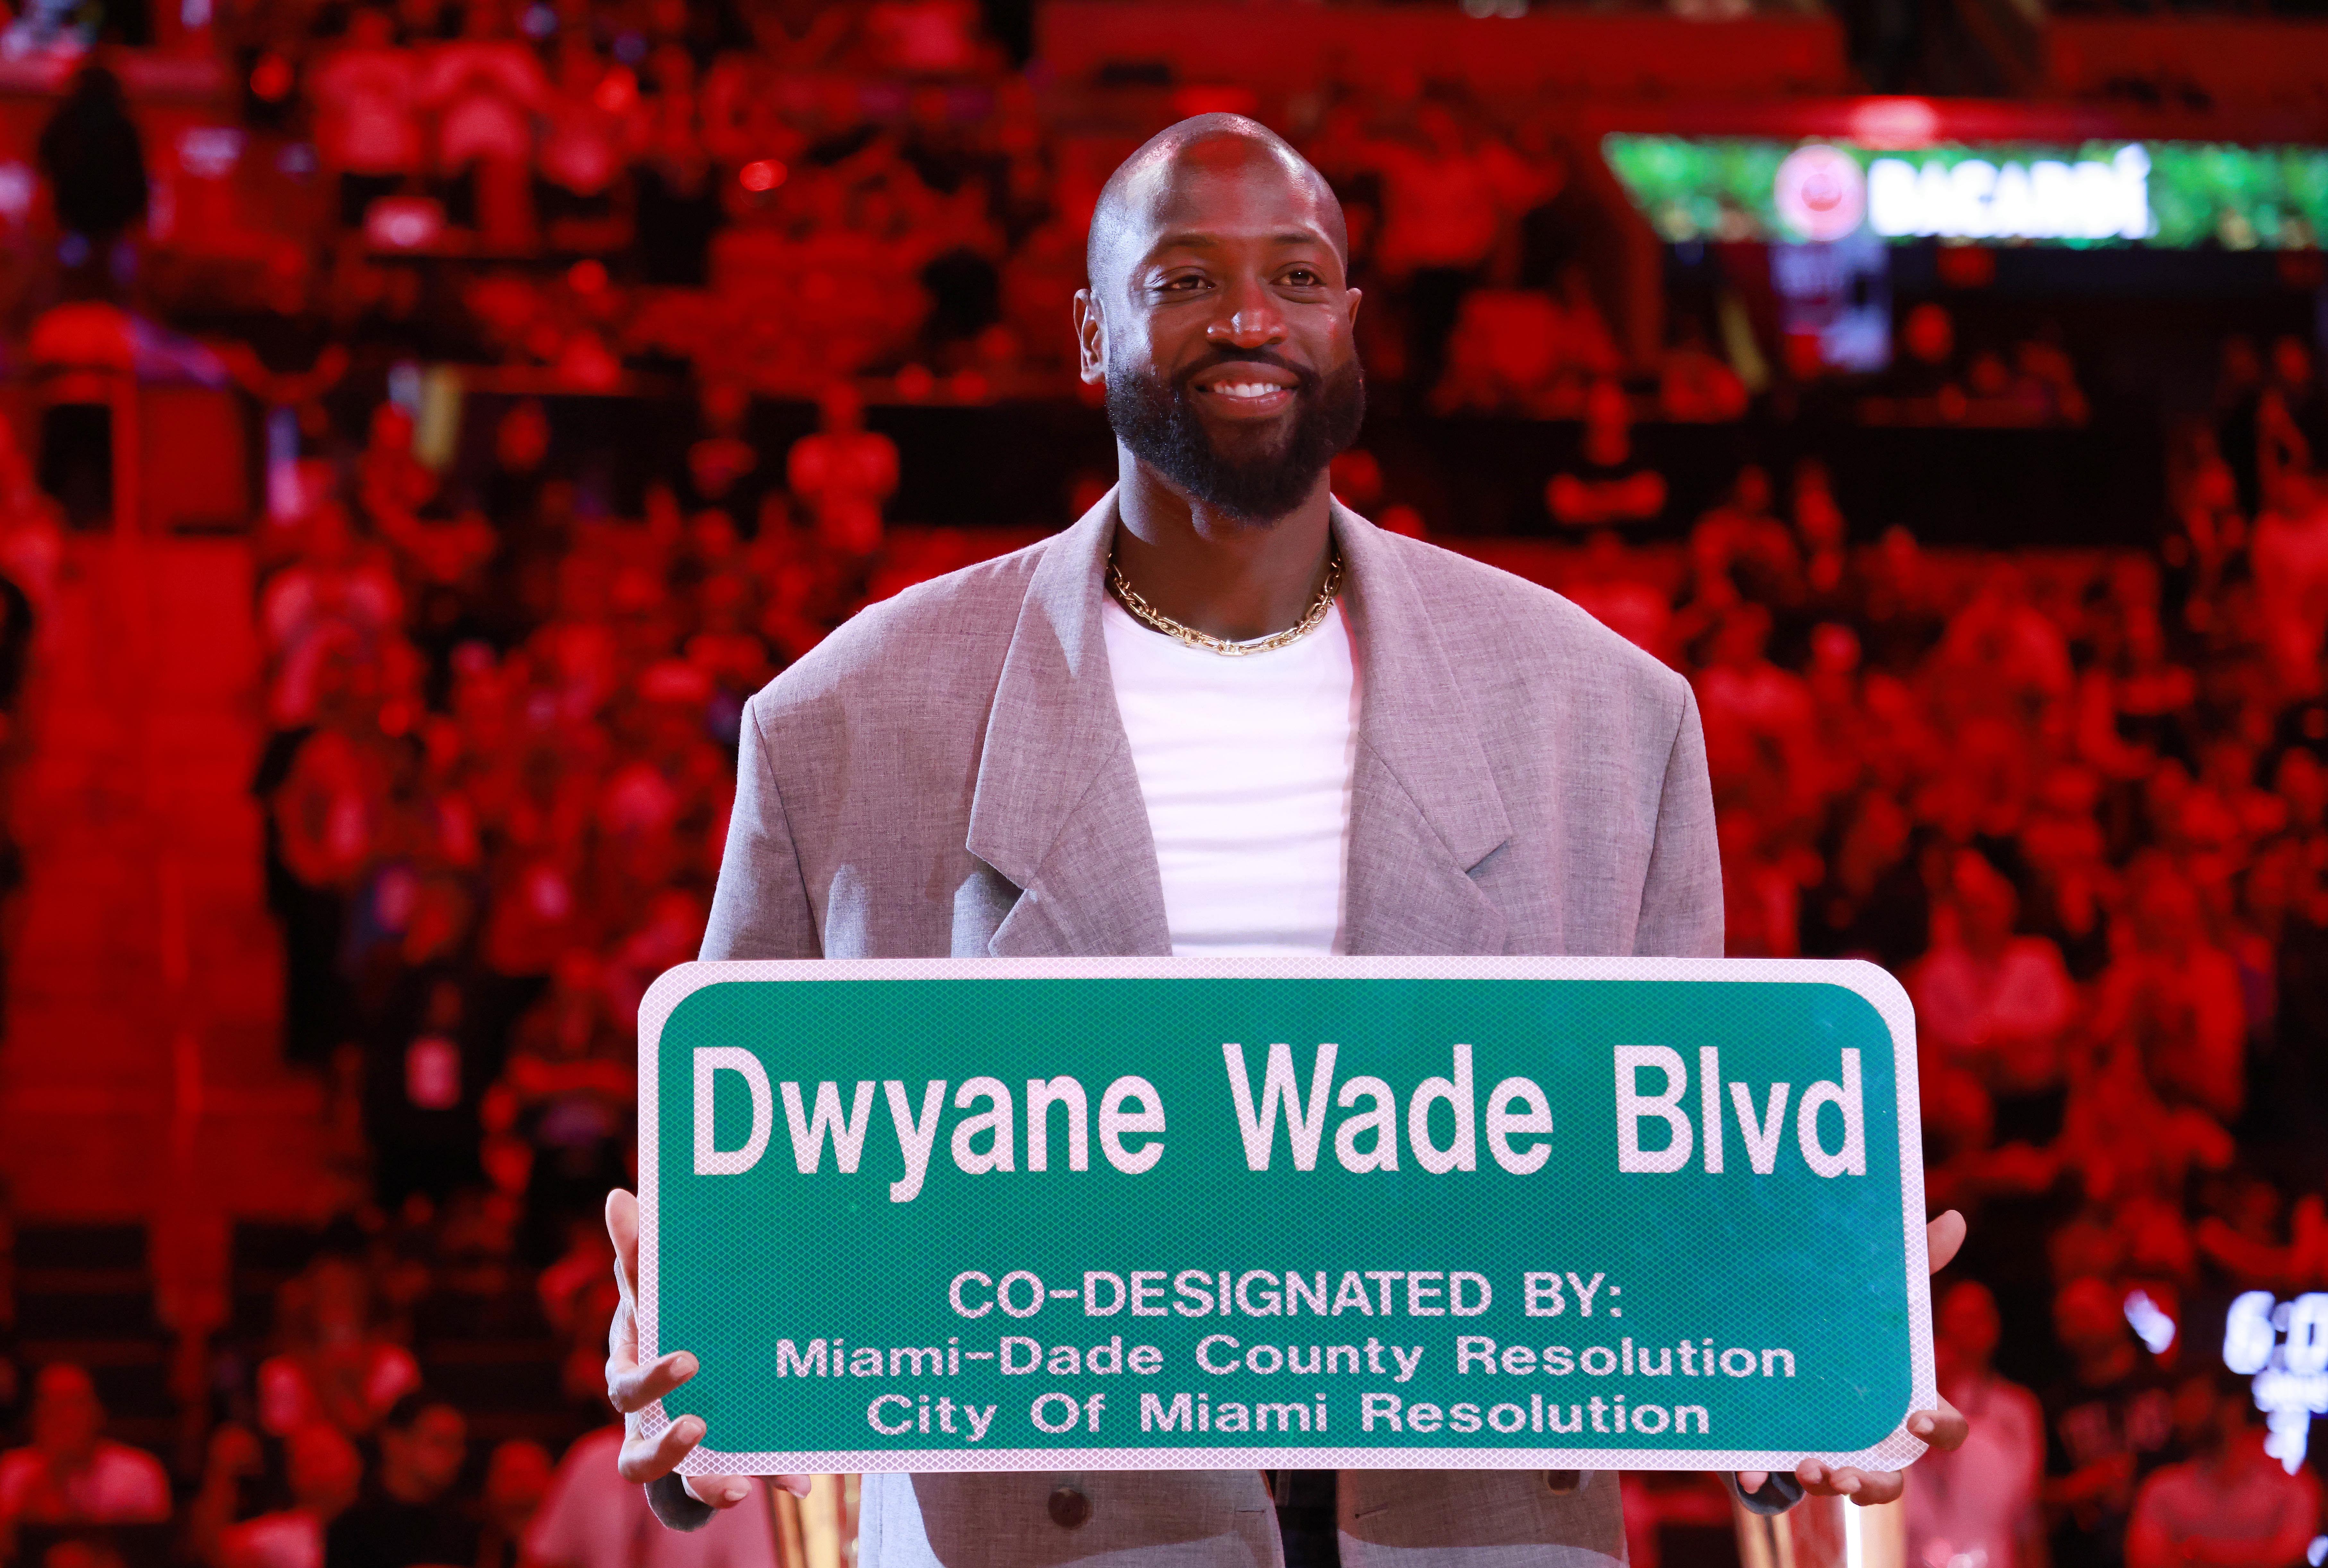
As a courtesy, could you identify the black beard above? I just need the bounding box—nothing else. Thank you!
[1105,349,1366,524]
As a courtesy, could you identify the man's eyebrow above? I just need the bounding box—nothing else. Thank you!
[1141,229,1339,259]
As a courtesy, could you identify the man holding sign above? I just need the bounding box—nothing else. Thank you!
[602,114,1967,1563]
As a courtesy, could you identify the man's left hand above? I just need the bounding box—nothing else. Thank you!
[1736,1210,1972,1506]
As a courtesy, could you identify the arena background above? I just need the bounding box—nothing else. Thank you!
[0,0,2318,1560]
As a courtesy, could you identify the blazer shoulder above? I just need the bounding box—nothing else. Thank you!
[749,534,1052,719]
[1385,532,1691,708]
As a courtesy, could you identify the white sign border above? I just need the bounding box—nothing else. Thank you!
[636,955,1933,1477]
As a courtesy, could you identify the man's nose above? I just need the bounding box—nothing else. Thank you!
[1205,277,1286,349]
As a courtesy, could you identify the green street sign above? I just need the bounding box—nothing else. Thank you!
[637,958,1935,1478]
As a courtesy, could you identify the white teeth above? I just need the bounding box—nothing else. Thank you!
[1212,382,1282,399]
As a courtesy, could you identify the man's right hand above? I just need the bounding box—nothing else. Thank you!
[605,1189,809,1509]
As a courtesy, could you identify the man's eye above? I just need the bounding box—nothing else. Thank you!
[1283,269,1323,286]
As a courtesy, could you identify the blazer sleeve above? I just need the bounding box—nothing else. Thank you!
[658,699,819,1531]
[1633,681,1724,960]
[700,693,822,961]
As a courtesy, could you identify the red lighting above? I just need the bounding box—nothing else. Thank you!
[1847,97,1939,150]
[249,52,294,102]
[567,258,609,295]
[364,195,445,250]
[592,67,638,113]
[1935,246,1996,289]
[740,159,787,193]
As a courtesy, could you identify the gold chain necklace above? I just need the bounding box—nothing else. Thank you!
[1106,551,1344,657]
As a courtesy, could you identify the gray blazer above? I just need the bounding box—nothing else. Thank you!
[703,492,1721,965]
[679,492,1732,1566]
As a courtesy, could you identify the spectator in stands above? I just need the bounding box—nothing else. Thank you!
[2012,329,2088,427]
[476,1439,553,1568]
[365,974,490,1206]
[864,0,988,73]
[1909,1280,2047,1568]
[1896,301,1966,420]
[323,1390,474,1568]
[1690,466,1799,609]
[223,255,354,527]
[525,1421,779,1567]
[499,950,634,1261]
[1370,99,1545,398]
[1561,530,1674,665]
[309,9,423,229]
[1790,459,1849,598]
[633,45,717,288]
[257,1256,421,1440]
[1910,849,2076,1090]
[2256,335,2325,487]
[1432,277,1618,419]
[1546,380,1666,531]
[2089,856,2247,1124]
[261,503,406,730]
[535,39,632,248]
[37,66,147,258]
[0,1364,170,1535]
[258,649,393,1068]
[684,383,760,518]
[786,382,897,557]
[2125,1371,2320,1568]
[197,1421,363,1568]
[1657,320,1749,423]
[418,0,548,247]
[1695,602,1819,831]
[2250,464,2328,698]
[2043,1276,2174,1568]
[702,15,806,169]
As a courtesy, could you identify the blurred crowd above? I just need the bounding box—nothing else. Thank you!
[1610,328,2328,1565]
[29,0,2098,427]
[0,1181,795,1565]
[0,0,2309,1560]
[193,329,2325,1568]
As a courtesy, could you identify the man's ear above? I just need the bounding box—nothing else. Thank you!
[1074,289,1105,387]
[1345,286,1363,330]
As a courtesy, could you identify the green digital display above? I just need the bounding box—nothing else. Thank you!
[1603,132,2328,250]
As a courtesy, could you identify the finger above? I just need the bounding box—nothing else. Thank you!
[617,1413,704,1483]
[607,1189,641,1308]
[1735,1471,1767,1495]
[1927,1210,1966,1275]
[609,1290,637,1364]
[1795,1459,1866,1497]
[1817,1465,1865,1498]
[1908,1395,1969,1453]
[775,1475,812,1498]
[610,1350,699,1415]
[1846,1469,1905,1506]
[682,1473,758,1508]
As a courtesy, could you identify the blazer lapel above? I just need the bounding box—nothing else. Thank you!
[1335,506,1514,956]
[965,490,1174,957]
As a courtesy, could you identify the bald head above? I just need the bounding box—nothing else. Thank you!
[1086,114,1347,298]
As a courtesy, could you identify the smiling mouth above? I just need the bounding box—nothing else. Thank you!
[1204,381,1293,401]
[1189,367,1304,415]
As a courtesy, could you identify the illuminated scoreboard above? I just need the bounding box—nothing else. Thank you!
[2224,1290,2328,1475]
